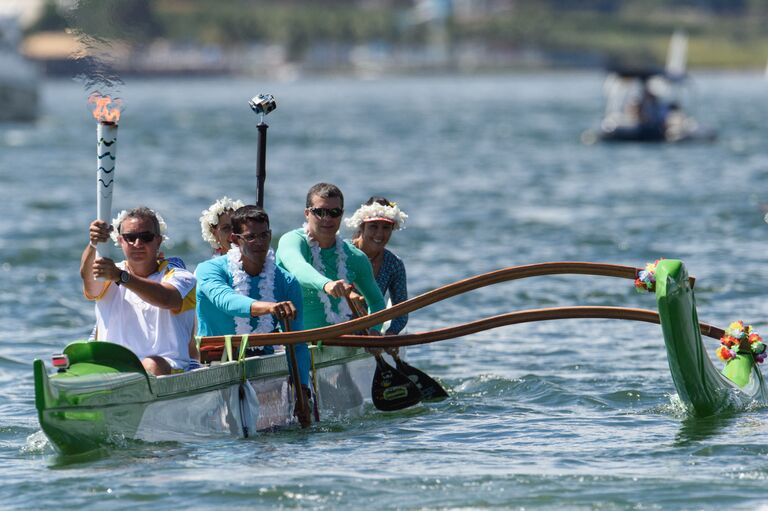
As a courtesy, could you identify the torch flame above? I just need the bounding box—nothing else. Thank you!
[88,93,122,124]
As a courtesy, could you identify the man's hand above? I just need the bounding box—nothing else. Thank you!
[92,257,120,282]
[250,300,297,320]
[323,279,353,298]
[89,220,112,246]
[348,290,367,310]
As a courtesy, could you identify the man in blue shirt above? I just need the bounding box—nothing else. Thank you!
[195,205,310,426]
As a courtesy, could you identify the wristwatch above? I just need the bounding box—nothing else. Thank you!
[115,270,131,286]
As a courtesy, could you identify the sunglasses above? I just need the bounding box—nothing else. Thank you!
[309,207,343,219]
[234,230,271,243]
[121,231,157,244]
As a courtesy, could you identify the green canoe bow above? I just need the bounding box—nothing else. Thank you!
[655,259,768,416]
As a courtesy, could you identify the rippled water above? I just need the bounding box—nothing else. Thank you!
[2,73,768,509]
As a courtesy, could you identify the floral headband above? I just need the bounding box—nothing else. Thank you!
[199,196,244,249]
[344,201,408,231]
[110,209,169,246]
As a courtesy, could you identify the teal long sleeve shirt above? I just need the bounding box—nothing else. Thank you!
[276,228,385,330]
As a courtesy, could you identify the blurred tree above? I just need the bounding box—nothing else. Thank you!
[68,0,163,43]
[26,0,69,33]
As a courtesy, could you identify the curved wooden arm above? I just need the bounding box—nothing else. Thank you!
[200,304,723,352]
[200,262,669,348]
[322,306,724,348]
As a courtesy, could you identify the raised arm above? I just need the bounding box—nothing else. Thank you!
[80,220,110,299]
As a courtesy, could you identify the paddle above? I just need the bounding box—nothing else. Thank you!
[349,297,448,401]
[283,317,311,428]
[390,351,449,401]
[344,297,422,411]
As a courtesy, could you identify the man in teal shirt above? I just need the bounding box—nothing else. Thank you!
[276,182,385,330]
[195,206,310,425]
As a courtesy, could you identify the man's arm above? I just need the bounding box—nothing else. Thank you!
[197,260,297,319]
[93,258,186,310]
[276,230,332,292]
[196,261,253,317]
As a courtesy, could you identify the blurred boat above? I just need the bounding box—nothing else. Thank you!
[583,31,716,144]
[0,16,39,122]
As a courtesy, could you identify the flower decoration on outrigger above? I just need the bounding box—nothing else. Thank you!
[716,321,767,364]
[634,259,663,293]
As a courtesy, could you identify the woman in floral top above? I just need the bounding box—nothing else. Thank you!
[345,197,409,335]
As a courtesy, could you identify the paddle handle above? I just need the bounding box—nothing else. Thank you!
[284,318,309,427]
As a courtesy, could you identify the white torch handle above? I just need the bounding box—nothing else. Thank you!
[96,122,118,263]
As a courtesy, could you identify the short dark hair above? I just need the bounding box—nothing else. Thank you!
[306,182,344,209]
[231,205,270,234]
[118,206,161,236]
[364,196,391,207]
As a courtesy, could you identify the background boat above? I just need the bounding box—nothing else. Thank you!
[584,31,716,144]
[0,16,39,122]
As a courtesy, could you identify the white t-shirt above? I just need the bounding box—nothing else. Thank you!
[88,260,196,369]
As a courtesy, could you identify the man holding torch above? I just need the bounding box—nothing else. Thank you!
[80,207,196,376]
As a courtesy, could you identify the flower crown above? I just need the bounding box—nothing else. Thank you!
[344,201,408,231]
[199,196,244,249]
[110,209,169,246]
[634,259,662,293]
[716,321,767,364]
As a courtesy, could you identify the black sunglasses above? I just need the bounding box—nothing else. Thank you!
[309,207,343,219]
[121,231,157,243]
[234,230,271,243]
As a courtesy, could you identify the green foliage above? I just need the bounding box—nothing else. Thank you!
[27,0,768,68]
[25,0,68,33]
[67,0,162,42]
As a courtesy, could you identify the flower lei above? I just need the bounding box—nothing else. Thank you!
[344,201,408,231]
[110,209,169,246]
[199,196,245,249]
[227,246,277,335]
[716,321,767,364]
[304,224,352,324]
[634,259,662,293]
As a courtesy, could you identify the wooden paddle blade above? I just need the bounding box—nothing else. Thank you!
[394,357,449,401]
[371,355,422,411]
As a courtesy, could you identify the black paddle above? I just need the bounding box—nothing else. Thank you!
[390,351,448,401]
[348,297,448,401]
[371,353,423,411]
[345,297,422,411]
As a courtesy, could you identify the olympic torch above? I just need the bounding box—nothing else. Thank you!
[89,93,122,262]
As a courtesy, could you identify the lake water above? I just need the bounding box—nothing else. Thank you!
[2,73,768,510]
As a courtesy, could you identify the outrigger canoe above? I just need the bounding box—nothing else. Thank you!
[34,260,767,455]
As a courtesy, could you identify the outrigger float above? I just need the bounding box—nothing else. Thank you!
[34,260,767,455]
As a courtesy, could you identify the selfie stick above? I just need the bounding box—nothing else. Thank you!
[248,94,276,208]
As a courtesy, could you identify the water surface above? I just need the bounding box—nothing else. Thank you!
[1,73,768,509]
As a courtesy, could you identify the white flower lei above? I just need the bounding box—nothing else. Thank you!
[304,224,352,324]
[110,209,169,246]
[227,246,277,335]
[343,201,408,231]
[199,196,245,249]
